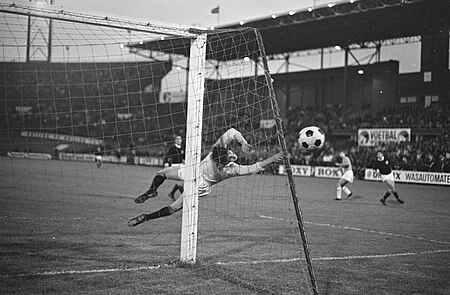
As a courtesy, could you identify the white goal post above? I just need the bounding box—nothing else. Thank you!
[0,0,206,262]
[0,1,319,293]
[181,33,207,262]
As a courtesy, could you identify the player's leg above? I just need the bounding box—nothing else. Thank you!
[177,183,184,194]
[380,190,390,205]
[343,170,353,198]
[95,155,102,168]
[342,185,352,198]
[168,181,184,201]
[380,175,393,205]
[335,179,348,200]
[336,184,342,200]
[130,177,211,225]
[379,182,392,205]
[129,193,184,227]
[134,166,183,204]
[386,180,404,204]
[168,185,177,201]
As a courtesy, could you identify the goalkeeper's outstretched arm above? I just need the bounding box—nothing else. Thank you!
[213,128,250,153]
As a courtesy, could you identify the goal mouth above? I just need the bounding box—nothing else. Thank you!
[0,2,317,294]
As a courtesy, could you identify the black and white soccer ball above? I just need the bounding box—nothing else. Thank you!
[298,126,325,151]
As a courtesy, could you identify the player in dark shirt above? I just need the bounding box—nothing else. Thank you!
[373,151,404,206]
[164,136,185,201]
[95,146,103,168]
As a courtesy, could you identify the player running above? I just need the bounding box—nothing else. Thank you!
[128,128,284,227]
[335,150,353,200]
[373,151,404,206]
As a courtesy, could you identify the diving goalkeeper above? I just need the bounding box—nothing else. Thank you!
[128,128,283,227]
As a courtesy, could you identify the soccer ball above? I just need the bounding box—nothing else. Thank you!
[298,126,325,151]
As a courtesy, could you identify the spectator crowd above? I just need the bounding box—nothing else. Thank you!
[284,103,450,177]
[2,62,449,176]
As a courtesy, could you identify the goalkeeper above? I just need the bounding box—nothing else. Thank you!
[128,128,283,227]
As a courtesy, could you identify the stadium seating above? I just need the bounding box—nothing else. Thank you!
[284,103,450,176]
[2,61,448,174]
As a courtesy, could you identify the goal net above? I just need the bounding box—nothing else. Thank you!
[0,1,318,294]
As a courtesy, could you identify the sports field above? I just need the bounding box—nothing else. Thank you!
[0,157,449,294]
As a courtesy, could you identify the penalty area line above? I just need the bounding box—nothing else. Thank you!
[217,249,450,266]
[1,265,162,278]
[259,215,450,245]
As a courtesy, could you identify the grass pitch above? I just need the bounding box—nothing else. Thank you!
[0,157,449,294]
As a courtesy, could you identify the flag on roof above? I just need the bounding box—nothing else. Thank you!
[211,6,219,14]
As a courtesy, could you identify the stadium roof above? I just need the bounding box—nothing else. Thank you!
[129,0,450,61]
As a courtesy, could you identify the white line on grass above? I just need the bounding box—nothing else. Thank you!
[3,249,449,278]
[259,215,450,245]
[1,265,161,278]
[3,215,448,278]
[216,249,450,266]
[1,216,112,221]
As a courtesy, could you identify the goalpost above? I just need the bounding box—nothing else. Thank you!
[181,32,206,262]
[0,1,318,293]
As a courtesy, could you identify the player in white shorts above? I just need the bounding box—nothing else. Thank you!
[128,128,284,227]
[335,150,354,200]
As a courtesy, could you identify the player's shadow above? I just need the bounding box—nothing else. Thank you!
[346,194,363,200]
[78,193,130,200]
[384,199,405,206]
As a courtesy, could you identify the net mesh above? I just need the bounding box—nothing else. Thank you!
[0,3,316,294]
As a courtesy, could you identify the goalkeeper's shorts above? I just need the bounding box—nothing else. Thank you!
[177,166,212,197]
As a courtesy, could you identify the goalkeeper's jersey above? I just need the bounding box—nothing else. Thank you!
[197,153,264,197]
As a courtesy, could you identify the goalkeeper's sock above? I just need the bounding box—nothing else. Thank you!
[146,206,175,220]
[170,185,178,195]
[147,175,166,194]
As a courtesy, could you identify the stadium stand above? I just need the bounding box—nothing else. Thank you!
[2,58,448,177]
[284,103,450,177]
[0,61,174,156]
